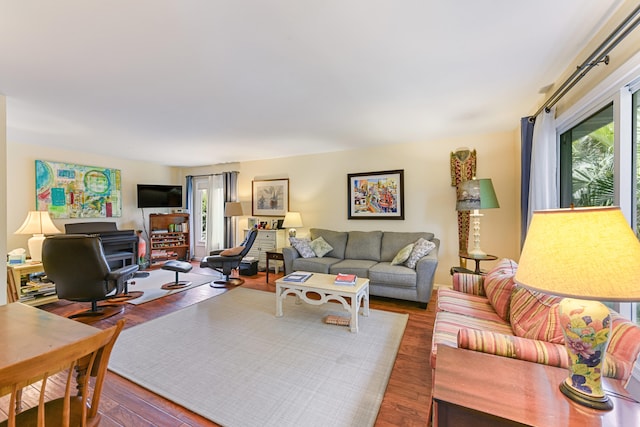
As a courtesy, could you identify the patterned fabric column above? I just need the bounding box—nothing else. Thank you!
[450,149,477,265]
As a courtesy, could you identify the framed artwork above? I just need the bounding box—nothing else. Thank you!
[252,178,289,216]
[35,160,122,218]
[348,169,404,220]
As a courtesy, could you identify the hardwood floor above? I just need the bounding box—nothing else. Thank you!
[6,264,436,426]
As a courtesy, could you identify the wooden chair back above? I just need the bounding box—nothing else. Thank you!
[0,319,125,427]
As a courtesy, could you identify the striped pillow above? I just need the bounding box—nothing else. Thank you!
[509,286,564,343]
[483,258,517,321]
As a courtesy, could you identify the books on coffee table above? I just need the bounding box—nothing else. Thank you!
[282,272,313,283]
[334,273,357,285]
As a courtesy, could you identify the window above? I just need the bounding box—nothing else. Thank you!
[559,104,614,208]
[557,79,640,326]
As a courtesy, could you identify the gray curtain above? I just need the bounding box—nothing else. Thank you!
[185,175,194,258]
[520,117,535,248]
[223,171,240,248]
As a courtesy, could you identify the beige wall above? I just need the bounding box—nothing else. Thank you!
[185,130,521,285]
[6,142,181,256]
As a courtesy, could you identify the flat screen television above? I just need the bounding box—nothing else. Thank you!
[137,184,183,208]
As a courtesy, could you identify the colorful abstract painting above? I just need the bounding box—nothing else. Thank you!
[348,170,404,219]
[35,160,122,218]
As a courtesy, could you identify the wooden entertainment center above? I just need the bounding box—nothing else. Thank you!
[149,213,190,266]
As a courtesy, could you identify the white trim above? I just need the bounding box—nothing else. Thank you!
[614,87,633,221]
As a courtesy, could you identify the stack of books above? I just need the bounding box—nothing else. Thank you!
[334,273,357,285]
[282,272,313,283]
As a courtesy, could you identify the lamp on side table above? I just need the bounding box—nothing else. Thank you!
[515,206,640,410]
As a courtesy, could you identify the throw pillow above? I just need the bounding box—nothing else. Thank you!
[509,286,564,344]
[289,237,316,258]
[309,236,333,258]
[483,258,518,321]
[220,246,244,256]
[391,243,414,265]
[405,238,436,269]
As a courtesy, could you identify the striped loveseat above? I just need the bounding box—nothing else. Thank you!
[431,258,640,383]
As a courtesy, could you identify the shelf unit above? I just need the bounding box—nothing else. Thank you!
[149,213,190,266]
[7,262,58,306]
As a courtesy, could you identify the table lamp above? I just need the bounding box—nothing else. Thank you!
[455,178,499,257]
[224,201,244,246]
[282,212,303,237]
[515,206,640,410]
[14,211,62,262]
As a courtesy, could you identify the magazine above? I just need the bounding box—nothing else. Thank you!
[334,273,357,285]
[282,272,313,283]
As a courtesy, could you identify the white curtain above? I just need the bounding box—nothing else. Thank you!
[527,107,558,230]
[205,174,225,254]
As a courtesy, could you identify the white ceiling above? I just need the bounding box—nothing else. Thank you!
[0,1,623,167]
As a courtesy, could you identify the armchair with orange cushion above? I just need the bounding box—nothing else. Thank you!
[200,228,258,287]
[431,258,640,385]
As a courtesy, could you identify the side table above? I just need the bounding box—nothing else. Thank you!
[456,252,498,274]
[265,249,284,283]
[432,346,640,426]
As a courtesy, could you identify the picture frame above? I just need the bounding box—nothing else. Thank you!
[252,178,289,216]
[348,169,404,220]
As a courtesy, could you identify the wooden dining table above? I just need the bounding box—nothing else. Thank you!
[0,302,102,409]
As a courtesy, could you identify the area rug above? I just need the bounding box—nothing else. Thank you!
[125,269,214,305]
[109,287,408,427]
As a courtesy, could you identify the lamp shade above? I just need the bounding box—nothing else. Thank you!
[14,211,62,262]
[14,211,62,235]
[282,212,303,228]
[515,206,640,301]
[224,201,243,217]
[456,178,499,211]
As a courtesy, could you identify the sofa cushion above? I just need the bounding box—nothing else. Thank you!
[431,310,513,368]
[437,288,504,323]
[457,329,570,369]
[369,262,417,288]
[309,237,333,258]
[452,272,486,296]
[483,258,518,321]
[509,286,564,344]
[380,231,434,261]
[405,238,436,269]
[345,231,382,261]
[391,243,414,265]
[329,259,378,278]
[289,237,316,258]
[310,229,348,259]
[292,257,341,274]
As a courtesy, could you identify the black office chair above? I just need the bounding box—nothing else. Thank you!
[200,228,258,287]
[42,234,139,320]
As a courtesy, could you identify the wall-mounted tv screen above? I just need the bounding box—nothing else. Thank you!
[137,184,183,208]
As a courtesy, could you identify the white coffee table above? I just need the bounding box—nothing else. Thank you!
[275,272,370,332]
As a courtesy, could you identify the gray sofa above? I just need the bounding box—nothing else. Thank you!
[282,228,439,307]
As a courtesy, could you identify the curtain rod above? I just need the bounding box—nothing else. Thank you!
[186,171,239,178]
[531,4,640,120]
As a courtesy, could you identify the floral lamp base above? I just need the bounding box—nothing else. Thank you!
[558,298,613,410]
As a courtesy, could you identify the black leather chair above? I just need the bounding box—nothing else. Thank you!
[42,234,139,320]
[200,228,258,287]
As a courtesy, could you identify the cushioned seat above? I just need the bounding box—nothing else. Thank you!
[200,229,258,287]
[161,260,193,289]
[42,234,139,321]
